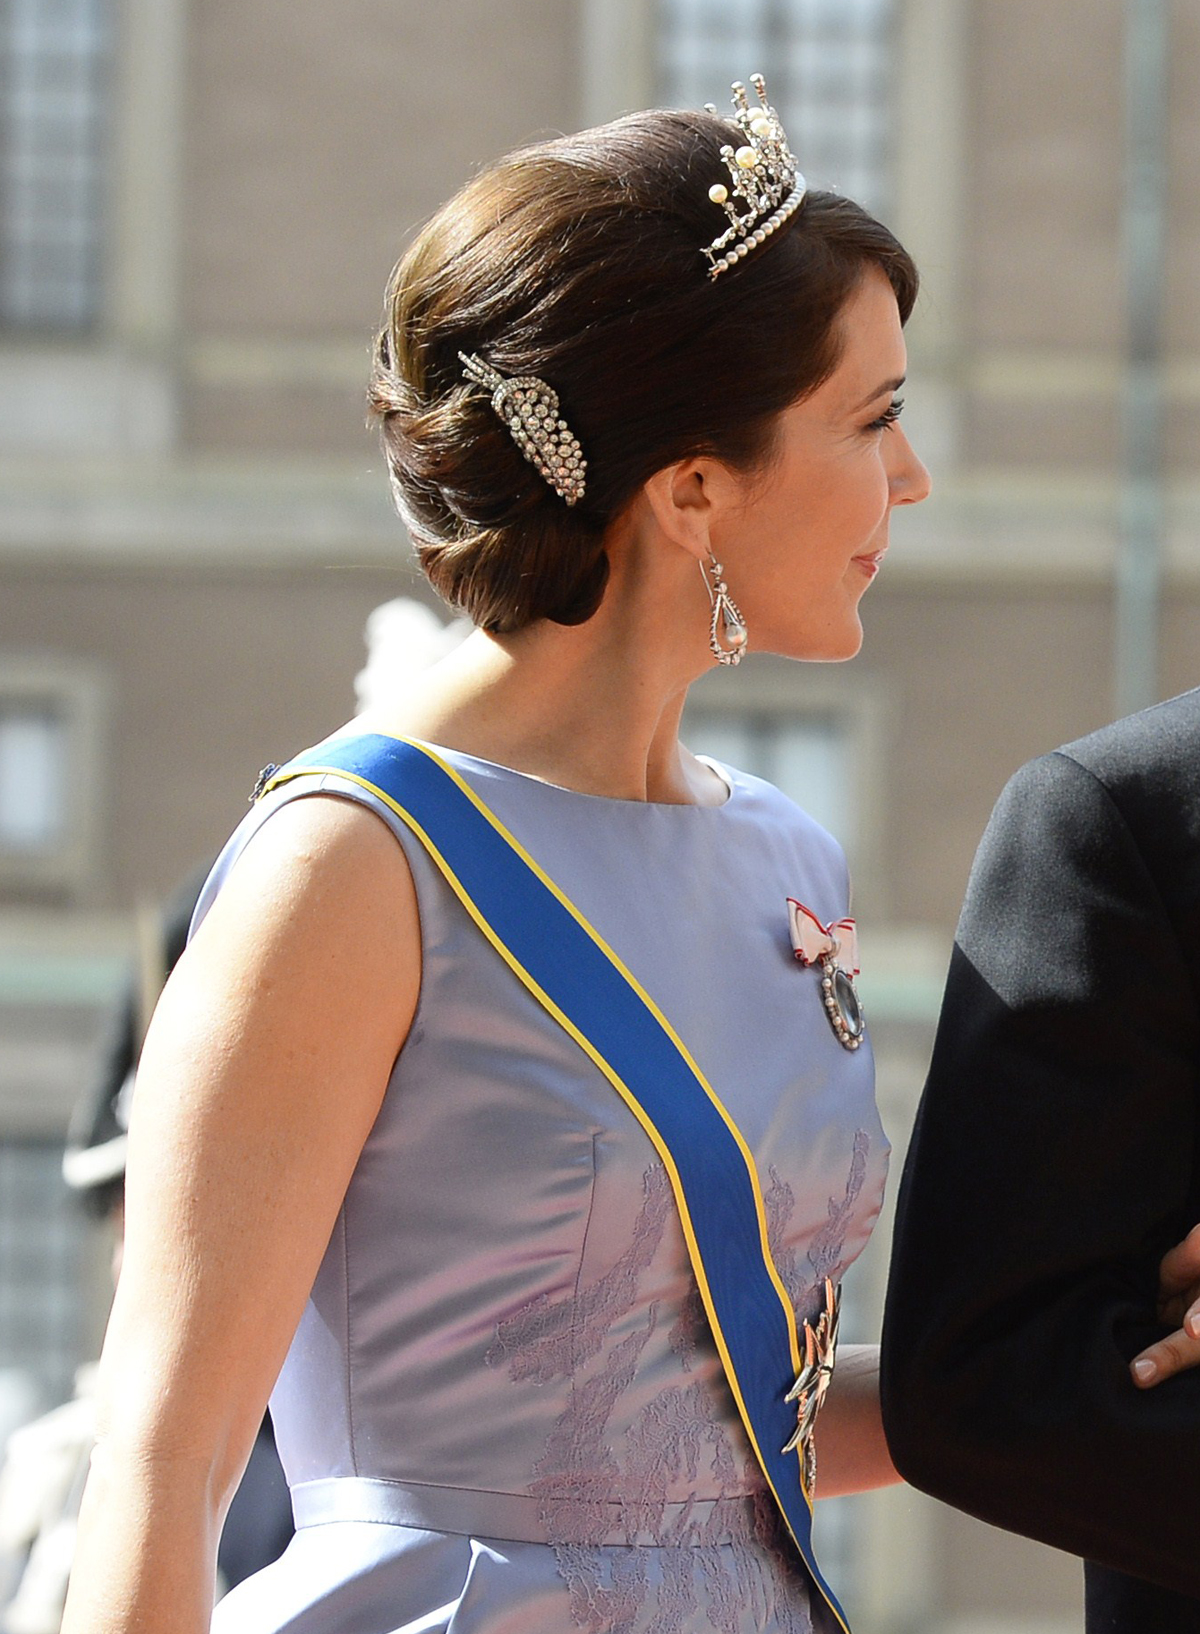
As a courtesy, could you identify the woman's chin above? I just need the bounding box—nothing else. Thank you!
[773,617,864,664]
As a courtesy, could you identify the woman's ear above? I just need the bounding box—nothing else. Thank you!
[641,458,741,564]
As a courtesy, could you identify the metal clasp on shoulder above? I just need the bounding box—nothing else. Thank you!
[250,763,280,804]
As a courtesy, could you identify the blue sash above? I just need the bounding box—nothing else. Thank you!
[261,733,849,1632]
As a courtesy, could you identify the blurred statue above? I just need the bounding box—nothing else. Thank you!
[354,597,471,715]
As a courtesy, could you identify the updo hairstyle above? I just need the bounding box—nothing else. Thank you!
[368,110,917,634]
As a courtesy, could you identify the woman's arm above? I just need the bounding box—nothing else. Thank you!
[811,1343,899,1498]
[61,794,421,1634]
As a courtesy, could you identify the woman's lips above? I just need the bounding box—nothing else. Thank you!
[852,550,886,580]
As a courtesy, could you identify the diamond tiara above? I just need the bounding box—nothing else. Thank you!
[459,351,587,506]
[702,75,807,280]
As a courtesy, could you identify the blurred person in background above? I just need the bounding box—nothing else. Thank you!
[0,867,293,1634]
[883,692,1200,1634]
[0,598,464,1634]
[60,82,931,1634]
[0,593,457,1634]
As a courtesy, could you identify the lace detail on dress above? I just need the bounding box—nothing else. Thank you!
[486,1164,673,1383]
[764,1166,806,1309]
[808,1129,870,1287]
[669,1283,708,1370]
[488,1164,814,1632]
[751,1495,819,1634]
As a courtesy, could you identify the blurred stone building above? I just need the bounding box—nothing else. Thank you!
[0,0,1197,1628]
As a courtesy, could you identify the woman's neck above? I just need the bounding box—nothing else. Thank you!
[358,536,724,806]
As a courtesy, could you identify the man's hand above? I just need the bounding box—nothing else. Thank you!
[1131,1223,1200,1387]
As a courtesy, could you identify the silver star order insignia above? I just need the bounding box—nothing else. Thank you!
[782,1277,841,1493]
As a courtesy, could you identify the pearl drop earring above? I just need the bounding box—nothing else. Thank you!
[702,554,748,666]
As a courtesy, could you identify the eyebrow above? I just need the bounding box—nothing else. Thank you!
[851,375,906,414]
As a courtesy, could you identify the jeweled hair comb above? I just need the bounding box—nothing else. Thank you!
[459,351,587,506]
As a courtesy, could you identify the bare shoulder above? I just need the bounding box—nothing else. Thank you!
[171,790,421,1087]
[194,790,417,948]
[102,790,423,1509]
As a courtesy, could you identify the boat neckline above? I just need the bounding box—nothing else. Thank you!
[327,731,739,812]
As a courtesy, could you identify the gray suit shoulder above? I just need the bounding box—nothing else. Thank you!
[979,689,1200,948]
[1056,687,1200,798]
[986,687,1200,843]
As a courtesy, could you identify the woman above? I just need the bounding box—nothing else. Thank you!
[61,83,930,1634]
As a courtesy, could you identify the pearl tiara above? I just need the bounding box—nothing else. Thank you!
[455,80,801,504]
[702,75,807,279]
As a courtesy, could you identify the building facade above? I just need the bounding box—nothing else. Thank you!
[1,0,1197,1627]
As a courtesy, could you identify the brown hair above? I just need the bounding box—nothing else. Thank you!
[368,109,917,633]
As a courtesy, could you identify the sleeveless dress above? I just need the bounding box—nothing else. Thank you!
[201,738,890,1634]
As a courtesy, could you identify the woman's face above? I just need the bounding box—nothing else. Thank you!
[716,265,930,662]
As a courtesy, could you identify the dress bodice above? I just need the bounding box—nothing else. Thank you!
[200,737,889,1634]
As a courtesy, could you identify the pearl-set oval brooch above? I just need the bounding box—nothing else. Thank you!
[786,899,865,1052]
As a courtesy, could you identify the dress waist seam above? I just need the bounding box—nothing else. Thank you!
[290,1474,764,1547]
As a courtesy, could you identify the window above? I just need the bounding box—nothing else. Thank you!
[0,0,111,331]
[657,0,896,212]
[0,659,106,895]
[685,708,850,840]
[683,660,887,917]
[0,705,68,851]
[0,1140,87,1406]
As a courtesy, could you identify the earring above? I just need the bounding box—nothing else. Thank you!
[701,554,748,666]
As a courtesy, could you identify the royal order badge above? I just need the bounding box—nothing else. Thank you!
[782,1277,841,1494]
[787,899,865,1051]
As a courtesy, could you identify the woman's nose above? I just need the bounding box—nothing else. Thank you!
[890,427,932,506]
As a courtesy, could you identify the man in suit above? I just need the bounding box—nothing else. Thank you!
[881,687,1200,1632]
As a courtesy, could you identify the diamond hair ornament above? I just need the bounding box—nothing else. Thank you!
[458,352,587,506]
[702,75,807,279]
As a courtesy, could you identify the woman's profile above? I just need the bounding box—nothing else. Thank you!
[61,79,930,1634]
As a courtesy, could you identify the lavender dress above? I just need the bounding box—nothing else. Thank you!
[201,740,889,1634]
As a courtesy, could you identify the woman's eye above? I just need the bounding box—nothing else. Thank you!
[865,396,904,433]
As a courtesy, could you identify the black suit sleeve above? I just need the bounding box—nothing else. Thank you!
[881,749,1200,1598]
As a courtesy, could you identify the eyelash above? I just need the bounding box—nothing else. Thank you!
[866,397,905,433]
